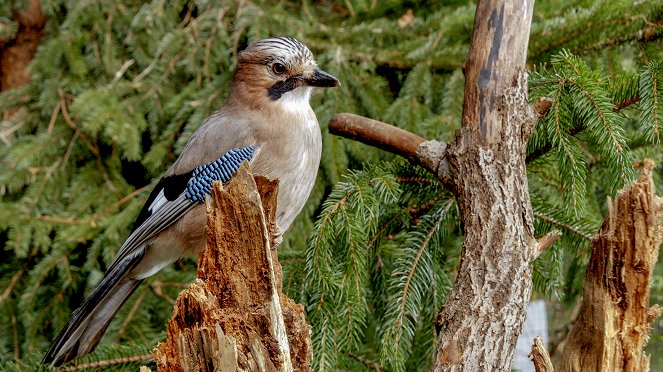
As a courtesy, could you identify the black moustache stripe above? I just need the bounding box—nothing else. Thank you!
[267,78,300,100]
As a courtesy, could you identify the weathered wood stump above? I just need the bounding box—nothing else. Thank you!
[558,161,663,371]
[154,165,311,371]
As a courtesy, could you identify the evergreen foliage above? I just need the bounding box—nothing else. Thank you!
[0,0,661,370]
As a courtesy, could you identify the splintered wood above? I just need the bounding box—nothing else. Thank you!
[558,161,663,372]
[154,165,311,371]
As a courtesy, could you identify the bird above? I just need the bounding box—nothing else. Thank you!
[42,37,340,367]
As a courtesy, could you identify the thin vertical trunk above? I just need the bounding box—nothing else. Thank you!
[433,0,538,370]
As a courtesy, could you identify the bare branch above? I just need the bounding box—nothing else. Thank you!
[328,113,451,182]
[329,113,427,160]
[533,230,562,261]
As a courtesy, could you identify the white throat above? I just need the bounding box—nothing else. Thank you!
[277,86,312,114]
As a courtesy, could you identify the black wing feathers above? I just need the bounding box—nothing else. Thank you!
[41,250,145,366]
[131,171,193,233]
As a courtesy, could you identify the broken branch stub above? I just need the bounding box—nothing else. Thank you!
[154,164,311,371]
[558,162,663,372]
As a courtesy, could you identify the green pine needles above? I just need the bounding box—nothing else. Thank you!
[0,0,662,370]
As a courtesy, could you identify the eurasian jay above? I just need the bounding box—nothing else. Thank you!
[42,37,339,366]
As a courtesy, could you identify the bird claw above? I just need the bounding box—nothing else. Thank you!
[270,223,284,249]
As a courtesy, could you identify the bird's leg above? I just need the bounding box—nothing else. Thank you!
[269,223,284,249]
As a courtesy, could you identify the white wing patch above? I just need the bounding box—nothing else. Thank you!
[148,189,167,213]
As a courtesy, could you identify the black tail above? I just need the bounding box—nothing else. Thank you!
[42,252,144,367]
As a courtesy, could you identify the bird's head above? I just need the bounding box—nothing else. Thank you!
[231,37,340,110]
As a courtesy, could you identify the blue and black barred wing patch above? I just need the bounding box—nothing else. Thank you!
[185,146,256,202]
[109,145,257,272]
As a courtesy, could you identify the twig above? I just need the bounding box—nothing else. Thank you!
[111,59,135,84]
[60,130,80,169]
[35,184,150,227]
[395,176,440,185]
[116,289,147,340]
[34,215,91,225]
[47,101,60,134]
[533,230,562,261]
[0,269,25,306]
[150,281,178,306]
[349,352,382,371]
[94,184,151,222]
[0,119,27,144]
[529,336,554,372]
[533,211,593,241]
[57,89,100,157]
[62,353,153,371]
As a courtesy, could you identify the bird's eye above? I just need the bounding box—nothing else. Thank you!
[272,63,286,75]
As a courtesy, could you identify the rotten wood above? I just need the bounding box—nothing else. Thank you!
[529,336,554,372]
[558,161,663,372]
[154,165,311,371]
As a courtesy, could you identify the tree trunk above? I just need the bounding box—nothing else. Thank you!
[0,0,45,93]
[558,161,663,372]
[326,1,662,370]
[432,0,538,370]
[154,165,312,371]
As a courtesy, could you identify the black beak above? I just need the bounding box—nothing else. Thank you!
[304,68,341,88]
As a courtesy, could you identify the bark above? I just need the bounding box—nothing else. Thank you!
[530,336,554,372]
[154,165,311,371]
[558,161,663,372]
[432,0,537,370]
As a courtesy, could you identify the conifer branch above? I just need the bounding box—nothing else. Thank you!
[533,211,593,241]
[396,218,437,344]
[349,352,382,371]
[57,89,100,158]
[526,122,585,163]
[57,89,117,191]
[9,301,18,360]
[115,290,147,340]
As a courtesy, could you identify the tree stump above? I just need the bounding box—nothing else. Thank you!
[558,161,663,371]
[154,165,311,371]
